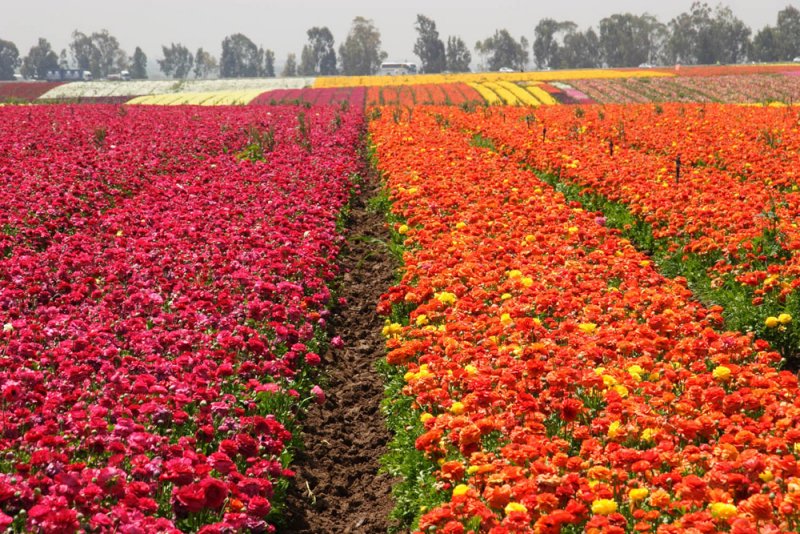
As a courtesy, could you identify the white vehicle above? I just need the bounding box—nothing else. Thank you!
[378,62,417,76]
[794,57,800,63]
[498,67,516,73]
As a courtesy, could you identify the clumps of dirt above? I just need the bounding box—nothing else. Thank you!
[281,172,398,533]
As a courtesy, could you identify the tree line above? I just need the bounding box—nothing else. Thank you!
[0,3,799,82]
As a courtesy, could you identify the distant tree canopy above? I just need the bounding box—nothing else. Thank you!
[130,46,148,79]
[413,14,446,73]
[21,38,59,79]
[475,29,529,71]
[667,2,751,65]
[299,27,337,76]
[282,53,298,77]
[9,3,800,81]
[264,49,276,77]
[193,47,217,79]
[0,39,20,80]
[753,5,800,61]
[339,17,387,75]
[220,33,265,78]
[69,30,128,78]
[158,43,193,79]
[446,36,471,72]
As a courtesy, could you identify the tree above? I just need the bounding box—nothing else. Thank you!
[220,33,263,78]
[667,2,751,65]
[413,14,446,73]
[533,19,576,69]
[559,29,602,68]
[158,43,193,79]
[130,46,148,79]
[0,39,20,80]
[299,27,337,75]
[598,13,665,67]
[264,49,276,77]
[776,6,800,60]
[710,5,751,64]
[193,47,217,78]
[446,36,471,72]
[475,29,529,71]
[752,26,780,62]
[282,53,298,77]
[339,17,387,75]
[21,38,59,79]
[69,30,128,78]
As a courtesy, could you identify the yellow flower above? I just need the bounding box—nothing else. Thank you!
[466,465,479,475]
[709,502,737,519]
[435,292,457,305]
[505,502,528,515]
[779,313,792,324]
[641,428,657,442]
[591,499,618,515]
[567,226,579,235]
[507,270,522,279]
[613,385,629,398]
[455,221,467,229]
[464,364,478,375]
[420,412,434,423]
[452,484,470,497]
[759,470,774,482]
[524,234,535,243]
[382,322,403,337]
[450,401,465,415]
[627,364,644,381]
[501,293,512,300]
[415,314,429,326]
[521,276,533,287]
[397,224,409,235]
[629,488,649,502]
[712,365,732,382]
[765,316,779,328]
[640,260,651,267]
[500,313,513,325]
[607,420,623,439]
[579,322,597,334]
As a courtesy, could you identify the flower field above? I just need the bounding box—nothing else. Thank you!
[250,86,366,107]
[5,66,800,533]
[0,103,363,532]
[366,84,482,107]
[570,74,800,104]
[371,105,800,533]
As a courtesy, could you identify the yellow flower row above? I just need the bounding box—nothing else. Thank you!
[314,68,673,88]
[467,81,561,107]
[127,90,264,106]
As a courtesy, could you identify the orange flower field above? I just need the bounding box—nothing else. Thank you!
[371,105,800,533]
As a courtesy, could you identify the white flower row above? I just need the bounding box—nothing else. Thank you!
[39,78,315,99]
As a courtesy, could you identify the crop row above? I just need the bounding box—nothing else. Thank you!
[0,104,363,532]
[371,105,800,532]
[460,103,800,361]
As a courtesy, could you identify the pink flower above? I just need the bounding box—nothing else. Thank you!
[311,385,326,405]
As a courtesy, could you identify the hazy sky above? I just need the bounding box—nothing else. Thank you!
[2,0,796,74]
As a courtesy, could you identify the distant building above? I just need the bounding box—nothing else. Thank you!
[46,69,93,82]
[378,62,417,76]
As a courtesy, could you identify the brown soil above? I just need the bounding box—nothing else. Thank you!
[280,172,398,533]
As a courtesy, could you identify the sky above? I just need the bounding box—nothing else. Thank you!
[1,0,796,75]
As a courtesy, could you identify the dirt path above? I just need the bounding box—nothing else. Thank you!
[281,172,397,533]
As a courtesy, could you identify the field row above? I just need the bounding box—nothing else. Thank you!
[372,105,800,532]
[0,104,363,532]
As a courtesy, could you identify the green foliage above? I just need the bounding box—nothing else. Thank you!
[339,16,388,75]
[413,15,446,74]
[236,124,276,161]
